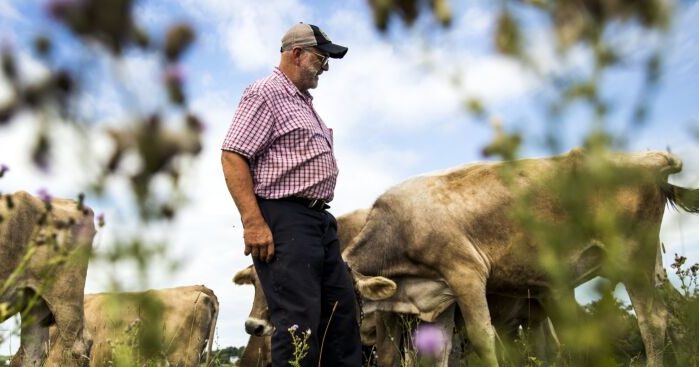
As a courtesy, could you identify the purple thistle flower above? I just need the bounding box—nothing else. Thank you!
[37,188,52,203]
[413,324,446,356]
[97,213,105,227]
[0,164,8,177]
[164,64,184,85]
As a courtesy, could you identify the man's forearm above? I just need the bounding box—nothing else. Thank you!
[221,151,266,227]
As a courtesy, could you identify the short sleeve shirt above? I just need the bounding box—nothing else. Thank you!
[221,68,338,201]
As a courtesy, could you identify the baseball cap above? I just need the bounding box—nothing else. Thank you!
[280,23,348,59]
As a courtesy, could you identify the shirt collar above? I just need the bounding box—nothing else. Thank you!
[274,67,313,102]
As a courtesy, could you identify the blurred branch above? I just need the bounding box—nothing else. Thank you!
[1,0,203,222]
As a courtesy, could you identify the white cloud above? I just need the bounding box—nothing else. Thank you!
[0,1,22,23]
[16,51,51,86]
[667,1,699,76]
[179,0,312,72]
[316,44,460,133]
[132,1,172,30]
[456,54,535,102]
[332,146,414,214]
[38,48,166,124]
[120,53,165,101]
[448,6,493,40]
[0,114,97,197]
[315,31,536,136]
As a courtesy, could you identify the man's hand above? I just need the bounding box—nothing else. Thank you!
[244,221,275,262]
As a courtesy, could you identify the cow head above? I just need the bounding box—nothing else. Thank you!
[350,267,398,301]
[233,265,274,337]
[233,265,397,338]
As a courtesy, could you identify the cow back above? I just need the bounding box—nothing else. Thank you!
[84,285,218,367]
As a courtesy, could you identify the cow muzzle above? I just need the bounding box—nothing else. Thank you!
[245,317,274,336]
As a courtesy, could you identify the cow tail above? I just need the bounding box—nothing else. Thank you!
[661,182,699,214]
[205,291,219,366]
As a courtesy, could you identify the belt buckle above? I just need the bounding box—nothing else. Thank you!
[309,199,319,209]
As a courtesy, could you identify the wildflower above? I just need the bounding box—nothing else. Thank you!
[287,324,310,367]
[672,253,687,268]
[97,213,105,228]
[37,188,52,203]
[413,324,446,357]
[164,64,184,85]
[0,164,8,178]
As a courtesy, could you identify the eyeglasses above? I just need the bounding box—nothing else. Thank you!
[303,48,329,68]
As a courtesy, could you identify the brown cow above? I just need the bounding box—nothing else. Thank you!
[343,149,699,367]
[238,335,271,367]
[1,191,95,367]
[79,285,218,367]
[233,209,373,339]
[234,209,558,366]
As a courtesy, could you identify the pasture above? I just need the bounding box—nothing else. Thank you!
[2,1,699,367]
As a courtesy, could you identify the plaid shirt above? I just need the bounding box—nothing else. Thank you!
[222,68,338,201]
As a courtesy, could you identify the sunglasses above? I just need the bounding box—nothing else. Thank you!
[303,48,329,68]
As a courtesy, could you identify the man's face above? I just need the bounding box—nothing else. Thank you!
[298,48,329,90]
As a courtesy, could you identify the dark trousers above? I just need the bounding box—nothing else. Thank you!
[253,199,362,367]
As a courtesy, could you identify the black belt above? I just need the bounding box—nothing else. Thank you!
[281,196,330,211]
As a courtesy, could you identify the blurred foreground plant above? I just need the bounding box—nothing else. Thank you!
[663,255,699,366]
[0,0,204,358]
[1,0,202,221]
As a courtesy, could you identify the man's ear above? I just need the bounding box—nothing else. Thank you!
[292,48,304,65]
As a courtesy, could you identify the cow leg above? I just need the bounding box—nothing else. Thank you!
[447,324,462,367]
[11,301,51,367]
[240,335,272,367]
[624,238,667,367]
[527,317,560,366]
[525,299,559,366]
[19,320,48,367]
[543,318,561,364]
[430,303,456,367]
[8,289,53,367]
[375,311,402,367]
[626,282,667,367]
[443,270,498,367]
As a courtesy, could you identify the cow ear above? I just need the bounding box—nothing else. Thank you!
[356,276,397,301]
[233,266,254,285]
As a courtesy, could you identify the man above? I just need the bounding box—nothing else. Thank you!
[221,23,358,367]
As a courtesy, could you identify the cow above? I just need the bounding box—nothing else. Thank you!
[233,209,374,338]
[0,191,96,367]
[342,148,699,367]
[234,209,559,366]
[368,282,561,367]
[76,285,219,367]
[233,265,398,367]
[238,335,271,367]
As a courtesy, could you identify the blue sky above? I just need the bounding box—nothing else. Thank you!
[1,0,698,352]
